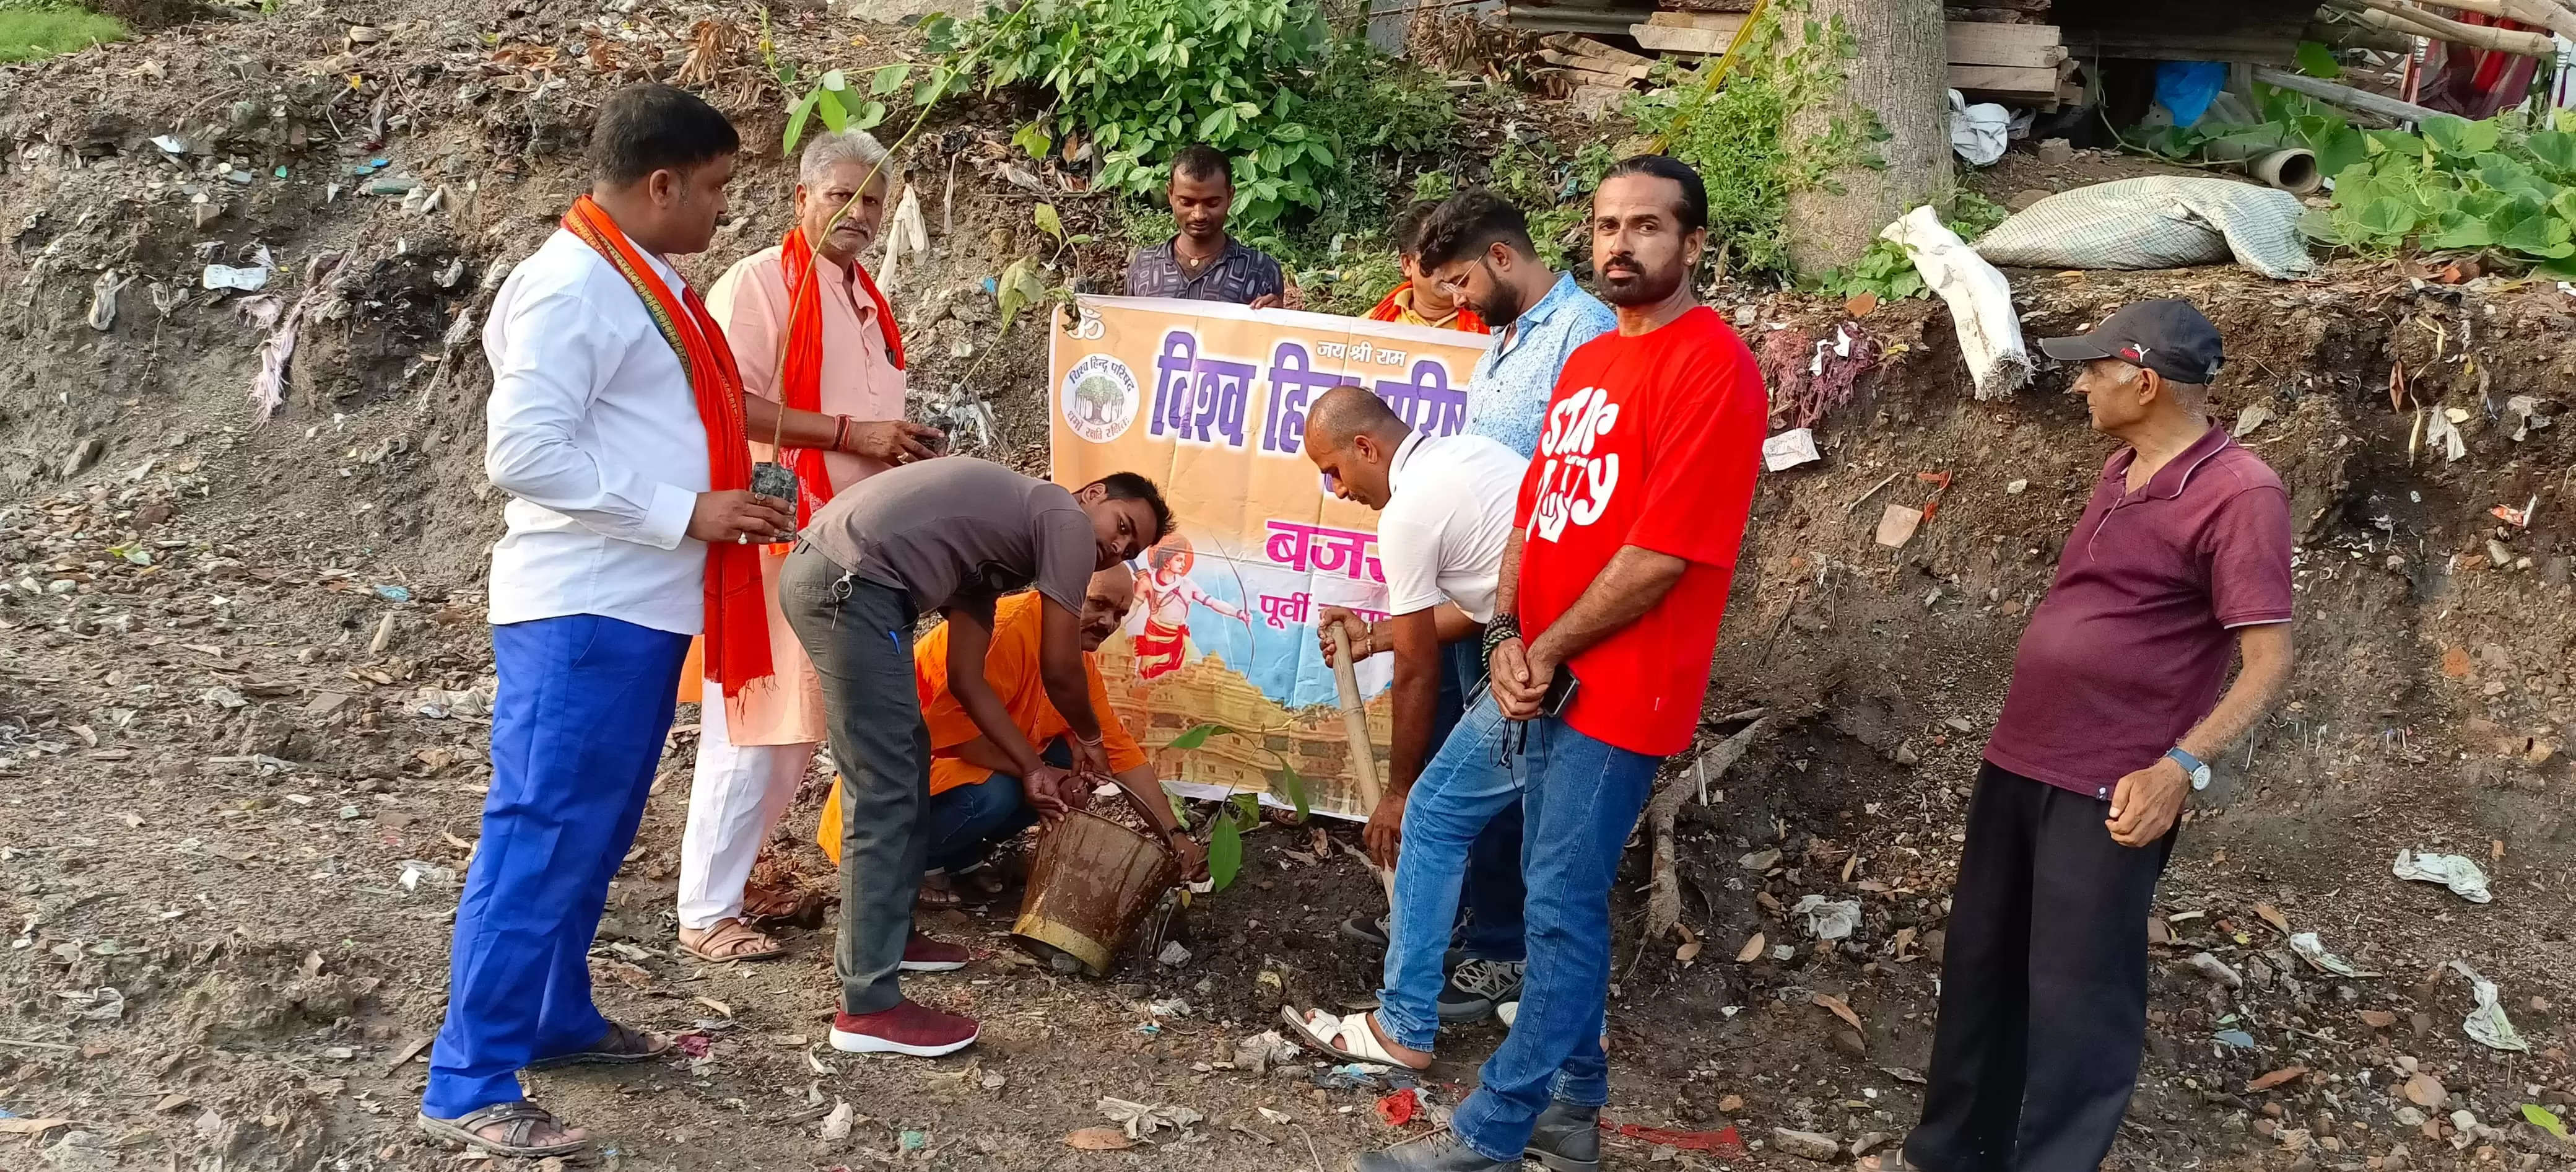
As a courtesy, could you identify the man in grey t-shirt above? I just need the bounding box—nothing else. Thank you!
[781,458,1171,1058]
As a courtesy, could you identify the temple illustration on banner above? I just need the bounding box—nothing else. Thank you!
[1095,633,1393,820]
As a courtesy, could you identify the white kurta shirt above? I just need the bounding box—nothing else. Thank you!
[483,227,711,635]
[1377,431,1528,624]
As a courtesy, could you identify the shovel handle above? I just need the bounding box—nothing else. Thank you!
[1327,625,1396,901]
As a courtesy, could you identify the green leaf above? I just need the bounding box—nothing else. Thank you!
[2530,129,2576,175]
[1010,121,1053,159]
[815,87,848,134]
[2421,211,2495,251]
[2294,40,2341,80]
[1033,202,1063,242]
[871,63,913,95]
[1166,722,1231,751]
[1271,763,1310,823]
[2495,199,2574,258]
[2362,129,2424,159]
[820,68,850,92]
[2314,127,2365,180]
[849,100,886,133]
[783,90,820,156]
[2523,1104,2570,1141]
[2537,254,2576,280]
[2352,196,2418,240]
[2422,115,2500,156]
[1207,816,1242,891]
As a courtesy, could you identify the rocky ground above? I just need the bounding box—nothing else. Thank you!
[2,2,2574,1171]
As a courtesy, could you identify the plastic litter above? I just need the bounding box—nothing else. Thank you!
[150,134,188,155]
[1791,894,1861,942]
[1097,1096,1201,1139]
[201,264,269,292]
[2287,932,2379,977]
[2445,961,2528,1052]
[88,269,134,332]
[1949,89,2009,166]
[372,584,411,602]
[1762,427,1821,472]
[1375,1086,1425,1126]
[2153,60,2230,128]
[1972,177,2313,279]
[1884,205,2030,400]
[2393,849,2491,903]
[2213,1028,2257,1049]
[876,182,930,295]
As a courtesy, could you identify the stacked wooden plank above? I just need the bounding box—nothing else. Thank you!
[1534,33,1660,115]
[1629,12,2082,105]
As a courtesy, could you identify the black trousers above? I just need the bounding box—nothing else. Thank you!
[1905,763,2177,1172]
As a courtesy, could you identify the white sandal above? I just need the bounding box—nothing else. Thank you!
[1277,1005,1429,1070]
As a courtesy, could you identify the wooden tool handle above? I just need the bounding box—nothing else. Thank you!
[1327,625,1396,900]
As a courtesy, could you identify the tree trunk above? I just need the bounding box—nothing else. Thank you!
[1782,0,1951,276]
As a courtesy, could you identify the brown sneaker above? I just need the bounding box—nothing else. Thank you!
[899,931,969,972]
[830,1000,979,1057]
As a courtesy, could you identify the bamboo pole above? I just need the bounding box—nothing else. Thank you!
[2255,66,2449,123]
[2330,0,2559,55]
[2413,0,2507,17]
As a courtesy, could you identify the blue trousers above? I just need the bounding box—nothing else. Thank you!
[921,741,1063,875]
[1430,641,1525,963]
[1450,714,1660,1162]
[423,614,688,1119]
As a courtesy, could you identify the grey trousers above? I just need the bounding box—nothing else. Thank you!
[778,544,929,1015]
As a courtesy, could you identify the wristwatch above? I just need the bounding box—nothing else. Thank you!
[2164,746,2211,791]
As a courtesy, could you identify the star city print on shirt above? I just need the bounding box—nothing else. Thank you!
[1526,385,1622,545]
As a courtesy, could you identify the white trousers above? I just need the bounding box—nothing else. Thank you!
[675,696,817,930]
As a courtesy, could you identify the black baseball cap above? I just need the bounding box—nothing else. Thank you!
[2039,299,2224,385]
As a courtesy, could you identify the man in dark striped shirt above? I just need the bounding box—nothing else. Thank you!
[1123,144,1290,308]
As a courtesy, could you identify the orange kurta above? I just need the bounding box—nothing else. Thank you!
[817,592,1148,864]
[676,244,907,746]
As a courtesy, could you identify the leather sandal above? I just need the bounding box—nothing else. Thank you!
[416,1101,587,1157]
[525,1020,669,1071]
[678,916,784,963]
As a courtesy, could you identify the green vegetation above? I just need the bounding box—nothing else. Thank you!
[1162,722,1311,893]
[0,2,126,63]
[2139,90,2576,277]
[1627,0,1887,280]
[932,0,1458,276]
[1817,191,2006,302]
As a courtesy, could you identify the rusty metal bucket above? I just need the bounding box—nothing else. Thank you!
[1010,792,1180,977]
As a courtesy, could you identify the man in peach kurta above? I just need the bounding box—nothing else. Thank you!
[676,130,944,963]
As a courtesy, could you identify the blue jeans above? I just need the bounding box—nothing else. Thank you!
[1450,714,1660,1163]
[1430,641,1526,963]
[425,615,689,1119]
[1376,693,1530,1051]
[921,741,1063,875]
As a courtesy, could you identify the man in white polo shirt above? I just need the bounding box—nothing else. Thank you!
[1297,385,1532,1054]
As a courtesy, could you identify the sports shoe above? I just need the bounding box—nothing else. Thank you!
[829,1000,978,1057]
[1436,958,1525,1023]
[1523,1100,1601,1172]
[1354,1129,1511,1171]
[1339,913,1466,971]
[900,932,969,972]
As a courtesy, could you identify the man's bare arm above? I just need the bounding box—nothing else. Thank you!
[1037,597,1102,741]
[942,606,1046,778]
[2178,623,2294,762]
[1490,531,1524,623]
[1522,546,1689,675]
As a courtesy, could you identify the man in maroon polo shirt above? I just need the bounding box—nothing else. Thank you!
[1892,300,2294,1172]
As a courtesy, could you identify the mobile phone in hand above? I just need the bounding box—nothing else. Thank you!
[1539,670,1580,719]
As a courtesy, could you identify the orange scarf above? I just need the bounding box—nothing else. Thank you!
[777,225,904,525]
[560,195,771,698]
[1366,280,1489,333]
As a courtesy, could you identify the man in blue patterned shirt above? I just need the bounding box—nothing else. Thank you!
[1124,145,1290,308]
[1414,190,1617,458]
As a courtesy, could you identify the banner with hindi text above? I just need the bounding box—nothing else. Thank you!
[1048,295,1493,820]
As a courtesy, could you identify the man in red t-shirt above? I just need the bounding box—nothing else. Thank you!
[1350,156,1764,1172]
[1886,301,2294,1172]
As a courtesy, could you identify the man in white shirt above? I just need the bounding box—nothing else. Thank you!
[1298,385,1533,1047]
[424,84,892,1160]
